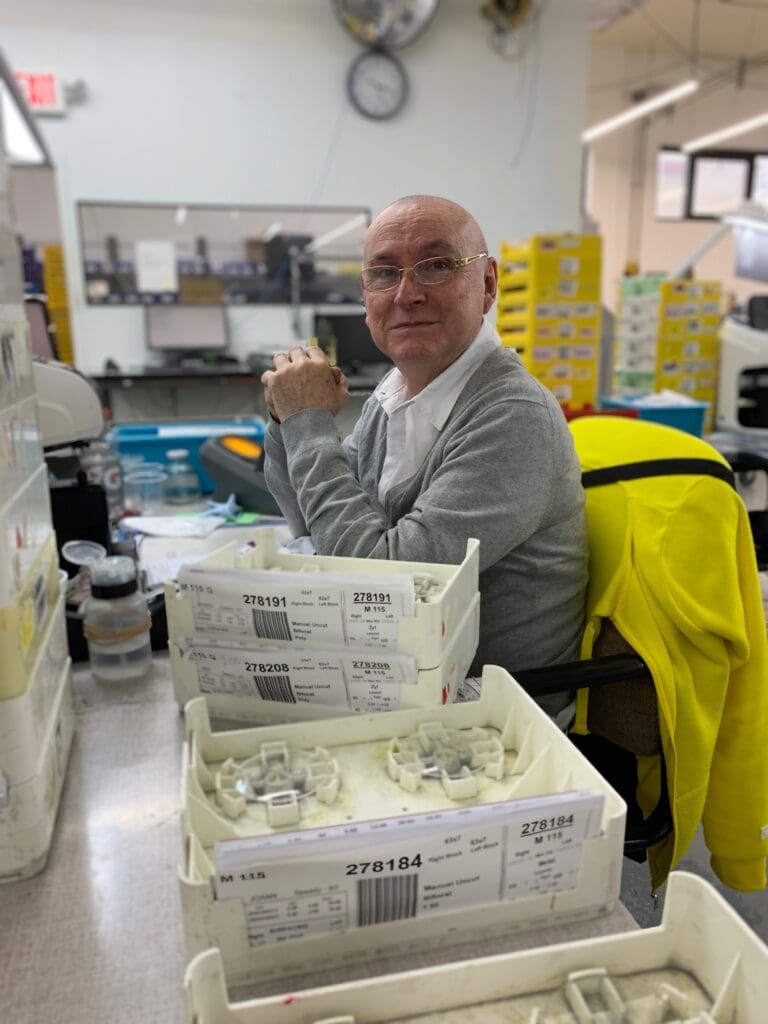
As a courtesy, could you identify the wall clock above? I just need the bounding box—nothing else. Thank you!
[347,48,408,120]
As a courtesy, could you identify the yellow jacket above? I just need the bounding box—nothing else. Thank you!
[569,417,768,891]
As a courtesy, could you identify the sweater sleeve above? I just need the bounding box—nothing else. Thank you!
[264,408,364,540]
[263,417,309,538]
[277,396,565,572]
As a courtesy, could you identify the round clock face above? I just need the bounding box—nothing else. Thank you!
[347,49,408,120]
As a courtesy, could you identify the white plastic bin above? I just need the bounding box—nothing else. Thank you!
[0,394,44,504]
[179,666,626,988]
[169,593,480,720]
[0,597,69,785]
[0,312,36,412]
[165,529,479,672]
[0,530,62,701]
[184,871,768,1023]
[0,656,74,882]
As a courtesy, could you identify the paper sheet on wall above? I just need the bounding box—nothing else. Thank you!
[135,239,178,293]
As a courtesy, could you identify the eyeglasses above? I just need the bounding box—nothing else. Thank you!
[361,253,488,292]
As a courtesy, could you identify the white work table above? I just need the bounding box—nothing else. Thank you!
[0,655,639,1024]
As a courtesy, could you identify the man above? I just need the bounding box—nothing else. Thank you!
[262,195,587,717]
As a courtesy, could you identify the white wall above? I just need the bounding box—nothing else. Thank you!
[1,0,590,372]
[588,45,768,309]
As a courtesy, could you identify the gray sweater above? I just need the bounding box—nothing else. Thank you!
[265,346,588,713]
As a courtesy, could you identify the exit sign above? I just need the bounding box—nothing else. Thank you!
[14,72,65,115]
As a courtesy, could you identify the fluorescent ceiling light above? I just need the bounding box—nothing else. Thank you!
[582,79,700,144]
[304,213,368,254]
[174,205,187,226]
[0,53,53,165]
[682,111,768,154]
[722,202,768,233]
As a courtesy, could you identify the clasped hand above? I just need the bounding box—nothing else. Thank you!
[261,346,349,423]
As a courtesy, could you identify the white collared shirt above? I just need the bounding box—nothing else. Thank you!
[375,317,501,504]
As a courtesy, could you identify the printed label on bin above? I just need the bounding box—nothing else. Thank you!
[181,640,417,711]
[213,791,604,948]
[178,568,415,650]
[559,256,580,275]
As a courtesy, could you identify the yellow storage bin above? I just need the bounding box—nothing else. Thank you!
[658,338,684,360]
[500,233,601,261]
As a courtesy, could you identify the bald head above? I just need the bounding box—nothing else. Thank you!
[360,194,498,395]
[365,195,488,262]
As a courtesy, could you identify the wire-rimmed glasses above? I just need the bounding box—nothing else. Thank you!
[361,253,488,292]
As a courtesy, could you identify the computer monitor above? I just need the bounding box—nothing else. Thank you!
[314,313,392,375]
[145,304,228,360]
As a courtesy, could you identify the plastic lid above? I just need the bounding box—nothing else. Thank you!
[166,448,190,460]
[90,556,136,586]
[90,556,138,598]
[61,540,108,566]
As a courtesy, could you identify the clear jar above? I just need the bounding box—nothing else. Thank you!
[82,556,152,682]
[163,448,201,505]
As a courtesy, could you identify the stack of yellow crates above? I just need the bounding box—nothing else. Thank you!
[613,276,721,431]
[496,233,602,412]
[658,279,721,431]
[42,244,75,364]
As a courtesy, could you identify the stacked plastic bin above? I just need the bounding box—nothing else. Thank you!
[613,276,722,431]
[165,527,481,719]
[184,871,768,1022]
[0,303,74,882]
[162,529,629,1007]
[178,666,626,991]
[496,233,602,413]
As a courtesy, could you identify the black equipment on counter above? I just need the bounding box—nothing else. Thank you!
[198,434,282,515]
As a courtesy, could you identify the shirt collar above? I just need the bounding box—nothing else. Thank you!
[374,317,500,427]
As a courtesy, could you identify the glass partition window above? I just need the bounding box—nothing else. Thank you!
[77,201,370,306]
[655,146,768,221]
[655,148,689,220]
[690,155,750,217]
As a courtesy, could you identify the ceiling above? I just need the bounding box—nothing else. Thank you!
[591,0,768,62]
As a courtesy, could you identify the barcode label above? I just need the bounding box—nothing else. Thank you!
[253,674,296,702]
[179,566,415,649]
[215,792,605,949]
[357,874,419,927]
[251,608,292,641]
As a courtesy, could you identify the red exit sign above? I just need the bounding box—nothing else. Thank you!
[14,72,64,115]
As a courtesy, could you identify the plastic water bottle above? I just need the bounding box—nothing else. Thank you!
[80,440,123,522]
[163,448,201,504]
[82,557,152,682]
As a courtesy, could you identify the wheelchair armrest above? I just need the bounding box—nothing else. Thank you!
[514,653,651,699]
[723,450,768,475]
